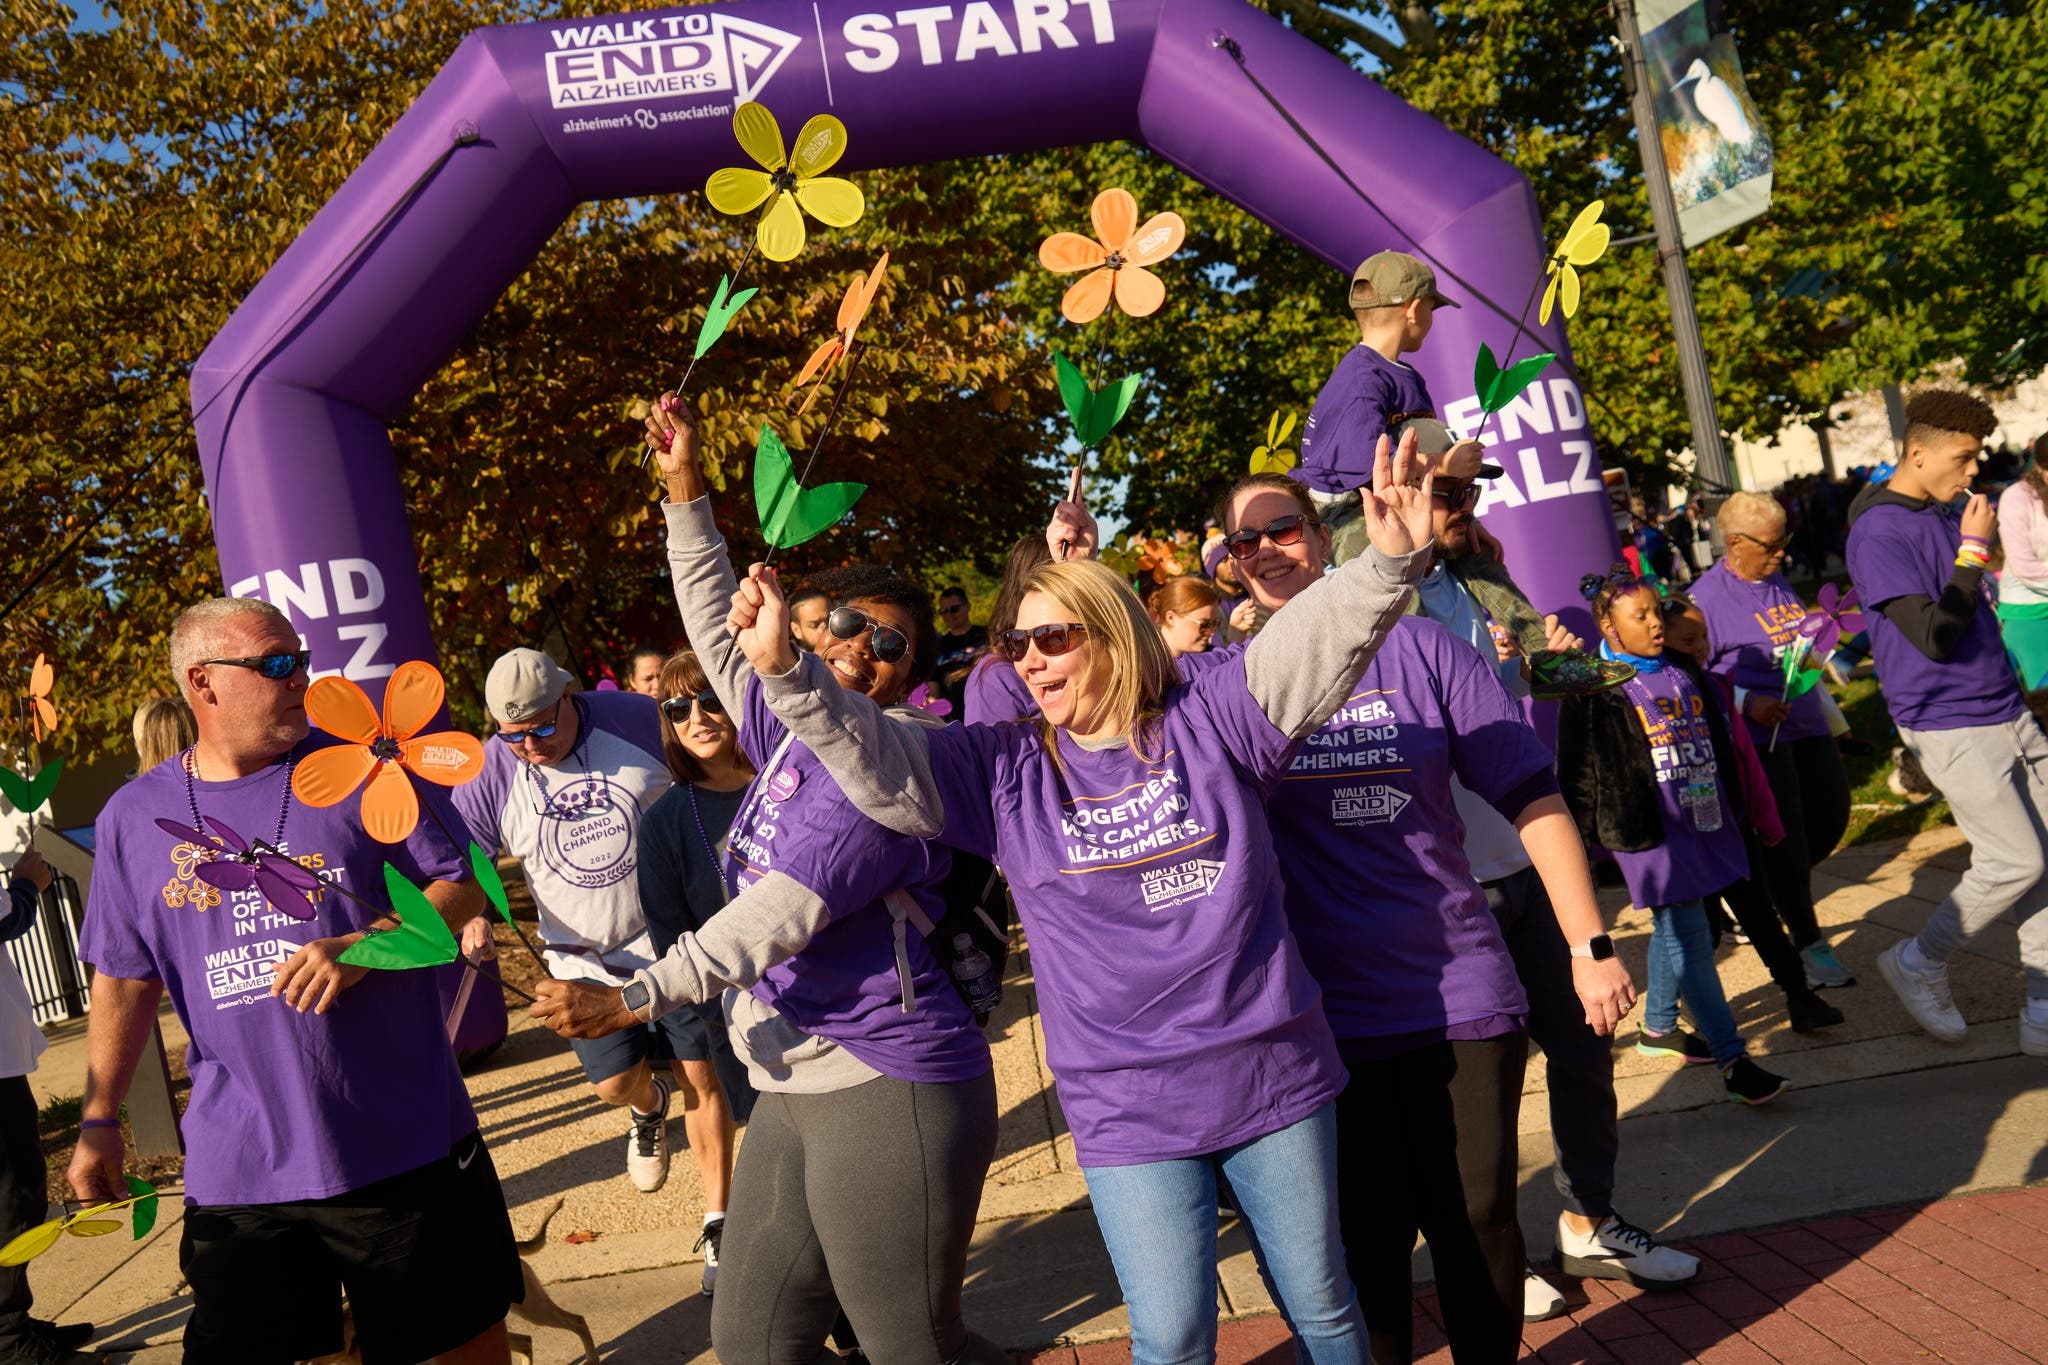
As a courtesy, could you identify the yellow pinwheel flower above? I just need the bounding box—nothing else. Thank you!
[705,103,864,263]
[1539,200,1612,326]
[1249,411,1299,475]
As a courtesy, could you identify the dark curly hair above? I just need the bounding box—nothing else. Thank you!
[811,564,938,690]
[1904,389,1997,444]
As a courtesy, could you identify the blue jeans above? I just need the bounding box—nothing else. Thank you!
[1646,898,1745,1065]
[1082,1105,1367,1365]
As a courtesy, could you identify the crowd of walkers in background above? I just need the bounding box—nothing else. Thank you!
[25,239,2048,1365]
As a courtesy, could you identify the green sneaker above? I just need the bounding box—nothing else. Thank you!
[1528,648,1636,701]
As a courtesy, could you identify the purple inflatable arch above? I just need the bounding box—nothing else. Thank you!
[193,0,1616,680]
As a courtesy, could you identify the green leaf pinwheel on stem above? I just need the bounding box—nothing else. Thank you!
[1052,352,1142,449]
[338,865,461,971]
[1473,342,1559,416]
[754,423,866,550]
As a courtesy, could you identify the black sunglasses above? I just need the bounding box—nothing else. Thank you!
[198,651,310,681]
[1432,482,1481,510]
[660,690,726,722]
[1223,514,1307,560]
[827,606,909,664]
[994,623,1089,662]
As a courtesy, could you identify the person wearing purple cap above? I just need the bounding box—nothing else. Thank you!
[1847,390,2048,1055]
[726,434,1442,1364]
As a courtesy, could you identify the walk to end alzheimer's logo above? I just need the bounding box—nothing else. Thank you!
[544,13,801,116]
[1140,858,1226,912]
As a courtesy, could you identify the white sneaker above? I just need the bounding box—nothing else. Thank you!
[1523,1268,1567,1322]
[2022,1006,2048,1058]
[1878,942,1967,1043]
[625,1076,673,1193]
[1555,1214,1700,1289]
[695,1215,724,1298]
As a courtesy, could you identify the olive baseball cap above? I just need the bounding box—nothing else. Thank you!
[485,647,575,725]
[1349,251,1459,311]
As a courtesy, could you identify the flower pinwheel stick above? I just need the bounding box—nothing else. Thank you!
[759,339,871,569]
[2,655,63,837]
[321,862,538,1005]
[1471,200,1612,424]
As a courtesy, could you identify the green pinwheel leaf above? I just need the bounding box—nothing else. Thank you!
[752,423,865,550]
[1474,342,1558,415]
[338,865,460,971]
[125,1176,158,1240]
[694,273,759,361]
[0,760,60,814]
[1051,352,1143,448]
[468,842,512,928]
[1784,666,1824,699]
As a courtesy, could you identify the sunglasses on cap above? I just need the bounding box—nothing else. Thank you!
[659,690,726,722]
[827,606,910,664]
[197,651,311,681]
[993,623,1089,662]
[1223,514,1307,560]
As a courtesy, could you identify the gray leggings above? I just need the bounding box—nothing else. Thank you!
[710,1070,1003,1365]
[1901,714,2048,1001]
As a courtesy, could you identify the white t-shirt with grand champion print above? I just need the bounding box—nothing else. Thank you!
[454,691,673,987]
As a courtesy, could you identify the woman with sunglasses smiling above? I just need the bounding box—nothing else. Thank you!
[550,397,1002,1365]
[724,433,1439,1365]
[1165,471,1635,1362]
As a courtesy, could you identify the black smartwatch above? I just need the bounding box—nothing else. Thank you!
[621,979,653,1019]
[1570,934,1616,962]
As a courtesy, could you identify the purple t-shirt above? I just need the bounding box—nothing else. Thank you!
[79,740,475,1206]
[1608,666,1750,909]
[916,654,1343,1167]
[963,655,1036,725]
[1845,499,2024,732]
[1297,345,1436,496]
[726,677,990,1085]
[1263,619,1545,1039]
[1688,563,1830,744]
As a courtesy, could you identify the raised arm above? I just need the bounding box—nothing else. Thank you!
[729,563,962,840]
[646,397,751,717]
[1239,431,1435,737]
[529,869,830,1036]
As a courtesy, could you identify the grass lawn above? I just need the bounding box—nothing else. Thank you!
[1823,671,1953,849]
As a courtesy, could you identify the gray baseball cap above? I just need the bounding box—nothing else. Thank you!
[485,648,575,725]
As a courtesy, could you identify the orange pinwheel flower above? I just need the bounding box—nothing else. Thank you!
[24,655,55,742]
[292,661,485,845]
[792,253,889,416]
[1038,188,1186,325]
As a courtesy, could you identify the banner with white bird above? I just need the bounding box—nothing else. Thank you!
[1638,0,1774,248]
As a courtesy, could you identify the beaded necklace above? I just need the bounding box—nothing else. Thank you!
[181,746,295,851]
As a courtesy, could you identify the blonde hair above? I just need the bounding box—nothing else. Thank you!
[168,597,290,698]
[1022,560,1176,762]
[132,696,197,770]
[1716,490,1785,540]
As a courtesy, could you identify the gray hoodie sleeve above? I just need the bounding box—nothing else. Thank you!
[757,651,948,839]
[1241,541,1432,738]
[663,498,752,719]
[629,868,831,1018]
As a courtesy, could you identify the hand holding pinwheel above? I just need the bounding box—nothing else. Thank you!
[0,1177,159,1266]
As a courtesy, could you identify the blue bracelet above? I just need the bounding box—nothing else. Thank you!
[78,1118,122,1132]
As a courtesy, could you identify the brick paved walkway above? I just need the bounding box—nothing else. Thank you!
[1016,1184,2048,1364]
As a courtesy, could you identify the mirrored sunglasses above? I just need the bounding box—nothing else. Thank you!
[660,690,726,722]
[827,606,909,664]
[198,651,311,681]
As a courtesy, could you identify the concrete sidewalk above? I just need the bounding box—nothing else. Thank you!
[23,824,2048,1361]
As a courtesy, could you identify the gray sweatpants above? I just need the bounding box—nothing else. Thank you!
[710,1069,1003,1365]
[1898,714,2048,1003]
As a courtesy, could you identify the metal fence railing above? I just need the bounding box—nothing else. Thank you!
[5,869,90,1026]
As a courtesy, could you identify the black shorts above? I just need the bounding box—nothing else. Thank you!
[567,1005,718,1084]
[179,1131,521,1365]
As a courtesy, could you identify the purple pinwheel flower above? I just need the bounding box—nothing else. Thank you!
[905,682,953,718]
[1799,583,1866,659]
[153,817,322,921]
